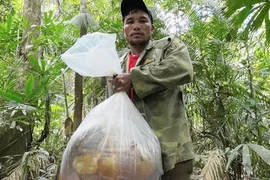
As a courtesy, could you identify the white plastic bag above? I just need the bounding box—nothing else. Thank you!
[60,92,163,180]
[61,32,121,77]
[60,32,163,179]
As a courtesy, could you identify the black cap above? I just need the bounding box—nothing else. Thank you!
[121,0,153,24]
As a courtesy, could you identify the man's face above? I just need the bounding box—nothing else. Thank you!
[123,10,154,47]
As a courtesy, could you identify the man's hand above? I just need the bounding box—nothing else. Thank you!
[108,73,132,92]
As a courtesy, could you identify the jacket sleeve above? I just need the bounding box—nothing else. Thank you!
[130,37,193,99]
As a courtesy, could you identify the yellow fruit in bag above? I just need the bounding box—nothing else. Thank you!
[98,153,120,178]
[72,152,100,174]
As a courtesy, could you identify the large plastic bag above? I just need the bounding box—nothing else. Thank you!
[60,32,163,180]
[61,32,121,77]
[60,92,163,180]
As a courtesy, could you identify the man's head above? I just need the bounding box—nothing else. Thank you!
[121,0,153,24]
[121,0,154,49]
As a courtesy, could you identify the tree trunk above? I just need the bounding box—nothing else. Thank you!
[73,0,88,131]
[20,0,42,62]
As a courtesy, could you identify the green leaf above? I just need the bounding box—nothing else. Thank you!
[231,6,253,28]
[242,144,252,176]
[44,11,54,24]
[28,55,41,72]
[41,59,46,72]
[25,74,35,97]
[6,14,13,33]
[0,90,24,103]
[247,143,270,166]
[226,144,243,170]
[264,3,270,43]
[250,4,269,31]
[30,78,50,99]
[225,0,265,16]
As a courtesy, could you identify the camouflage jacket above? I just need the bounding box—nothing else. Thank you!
[108,36,194,172]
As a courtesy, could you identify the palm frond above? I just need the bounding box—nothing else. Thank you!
[224,0,270,44]
[201,150,226,180]
[2,165,23,180]
[2,149,57,180]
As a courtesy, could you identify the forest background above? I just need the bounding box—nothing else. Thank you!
[0,0,270,179]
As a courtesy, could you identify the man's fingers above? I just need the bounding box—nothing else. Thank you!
[115,86,126,92]
[108,73,131,92]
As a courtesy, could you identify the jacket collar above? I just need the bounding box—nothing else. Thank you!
[120,39,156,69]
[145,39,155,50]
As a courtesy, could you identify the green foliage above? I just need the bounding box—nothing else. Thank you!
[0,0,15,22]
[226,144,270,177]
[181,1,270,178]
[224,0,270,44]
[0,6,75,178]
[0,13,20,59]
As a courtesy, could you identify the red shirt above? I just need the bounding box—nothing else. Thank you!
[128,54,139,72]
[128,54,140,101]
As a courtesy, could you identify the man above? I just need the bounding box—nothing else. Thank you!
[108,0,194,179]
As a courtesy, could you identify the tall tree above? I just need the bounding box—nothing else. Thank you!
[20,0,43,145]
[73,0,88,131]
